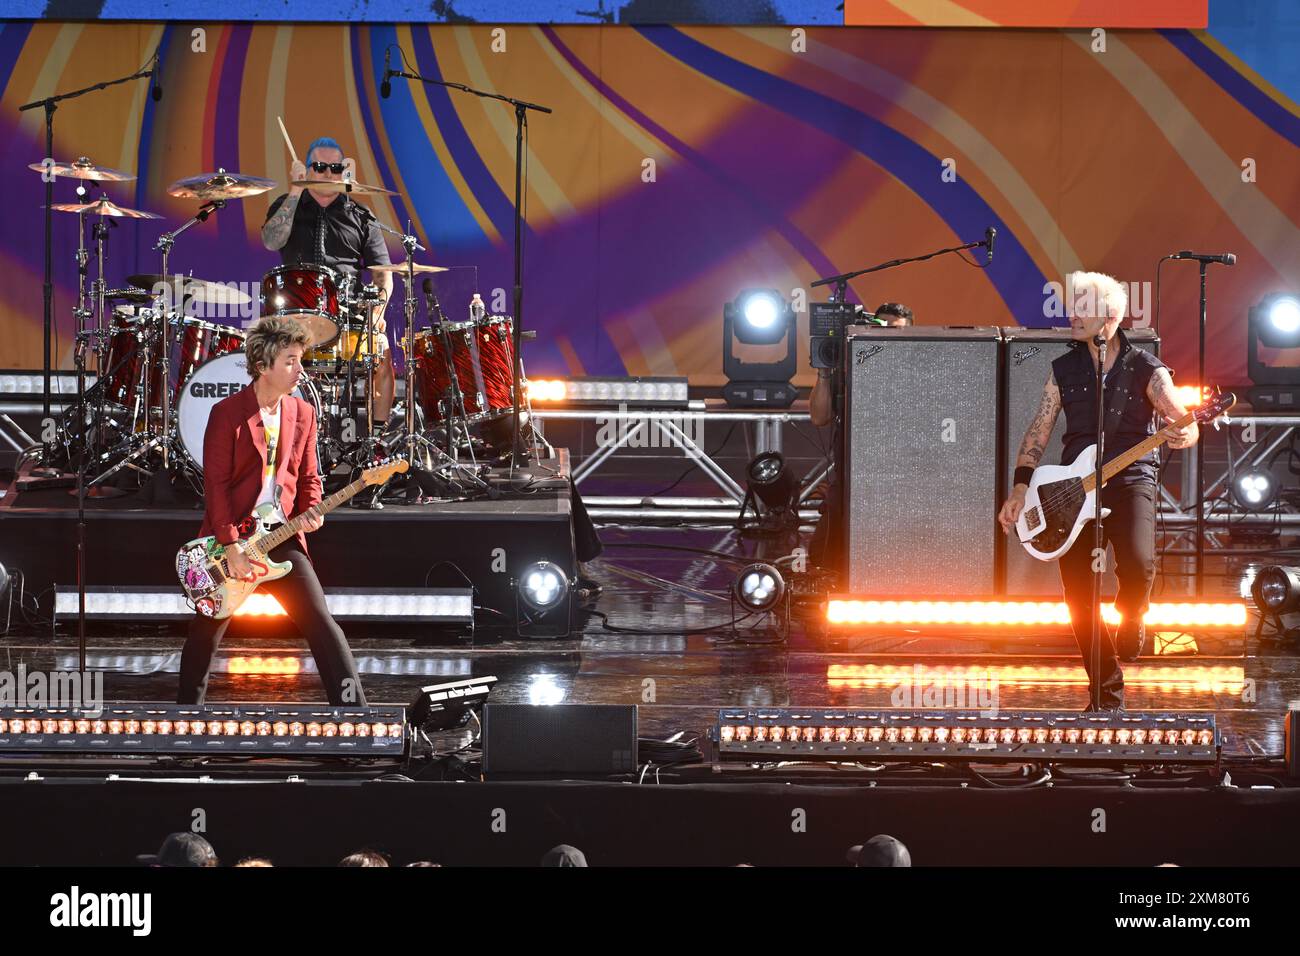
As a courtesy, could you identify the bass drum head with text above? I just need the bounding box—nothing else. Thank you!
[177,352,313,472]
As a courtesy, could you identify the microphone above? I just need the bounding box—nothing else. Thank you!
[150,47,163,102]
[422,276,439,315]
[1172,250,1236,266]
[381,48,392,99]
[985,226,996,265]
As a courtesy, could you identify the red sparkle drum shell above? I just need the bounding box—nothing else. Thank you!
[102,306,165,410]
[413,315,515,425]
[176,318,246,393]
[260,264,341,345]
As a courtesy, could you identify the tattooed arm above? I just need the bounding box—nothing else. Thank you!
[999,371,1060,530]
[261,194,300,251]
[1014,371,1062,478]
[1146,367,1199,449]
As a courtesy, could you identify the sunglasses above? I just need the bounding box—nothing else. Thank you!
[309,161,345,174]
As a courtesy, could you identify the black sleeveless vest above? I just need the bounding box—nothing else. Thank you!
[1051,329,1167,485]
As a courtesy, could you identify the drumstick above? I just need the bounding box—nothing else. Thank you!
[277,116,300,165]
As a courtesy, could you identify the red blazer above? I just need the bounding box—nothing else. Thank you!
[197,385,322,551]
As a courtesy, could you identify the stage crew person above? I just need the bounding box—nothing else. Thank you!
[808,302,914,578]
[262,136,396,427]
[998,272,1197,711]
[177,317,366,705]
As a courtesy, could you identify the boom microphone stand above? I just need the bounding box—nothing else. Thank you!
[384,63,552,468]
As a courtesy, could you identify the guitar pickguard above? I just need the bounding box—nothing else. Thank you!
[1027,477,1086,554]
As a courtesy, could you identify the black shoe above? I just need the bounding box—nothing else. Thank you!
[1118,622,1147,663]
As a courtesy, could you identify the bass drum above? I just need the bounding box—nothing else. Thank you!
[175,352,323,475]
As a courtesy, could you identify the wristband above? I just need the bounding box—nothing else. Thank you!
[1013,466,1035,487]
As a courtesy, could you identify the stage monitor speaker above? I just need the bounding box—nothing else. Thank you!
[1000,327,1160,596]
[482,704,637,776]
[843,327,1003,595]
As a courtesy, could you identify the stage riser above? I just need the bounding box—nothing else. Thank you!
[0,505,576,627]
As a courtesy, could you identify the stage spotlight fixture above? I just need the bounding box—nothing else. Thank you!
[738,452,801,534]
[518,562,568,613]
[733,563,785,612]
[409,676,498,731]
[722,289,797,408]
[1232,468,1278,511]
[514,561,574,639]
[1252,566,1300,615]
[1248,293,1300,409]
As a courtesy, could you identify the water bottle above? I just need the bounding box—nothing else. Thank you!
[470,292,486,323]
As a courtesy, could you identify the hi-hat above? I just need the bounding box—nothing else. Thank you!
[168,169,278,201]
[28,157,135,182]
[290,179,397,196]
[367,262,450,275]
[127,274,253,306]
[50,198,161,219]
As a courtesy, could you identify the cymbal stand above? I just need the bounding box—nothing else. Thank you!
[87,199,224,497]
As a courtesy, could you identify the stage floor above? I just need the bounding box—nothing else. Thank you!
[3,525,1292,761]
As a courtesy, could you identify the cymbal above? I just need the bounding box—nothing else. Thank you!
[49,198,161,219]
[367,262,450,275]
[127,274,253,306]
[103,288,154,303]
[290,179,398,196]
[168,169,278,200]
[28,157,135,182]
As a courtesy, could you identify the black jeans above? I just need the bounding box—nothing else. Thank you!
[809,478,844,578]
[178,539,367,706]
[1057,480,1157,709]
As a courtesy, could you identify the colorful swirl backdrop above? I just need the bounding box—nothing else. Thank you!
[1,20,1298,385]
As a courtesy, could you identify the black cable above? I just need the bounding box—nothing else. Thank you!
[599,538,752,565]
[637,421,740,498]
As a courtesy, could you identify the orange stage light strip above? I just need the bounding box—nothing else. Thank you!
[843,0,1208,29]
[825,599,1247,629]
[227,656,302,676]
[232,594,287,617]
[825,663,1245,694]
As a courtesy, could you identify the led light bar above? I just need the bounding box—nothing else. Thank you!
[527,376,689,408]
[0,703,407,756]
[0,371,96,396]
[825,598,1247,630]
[713,709,1219,765]
[825,663,1245,694]
[54,587,474,623]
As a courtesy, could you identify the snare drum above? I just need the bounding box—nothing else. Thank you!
[260,264,342,347]
[101,305,165,412]
[175,318,245,394]
[305,325,379,365]
[413,314,515,425]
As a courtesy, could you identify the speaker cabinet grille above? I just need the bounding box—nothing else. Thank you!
[844,328,1003,595]
[482,704,638,776]
[1001,328,1159,596]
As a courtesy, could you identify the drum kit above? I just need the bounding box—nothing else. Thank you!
[31,157,536,503]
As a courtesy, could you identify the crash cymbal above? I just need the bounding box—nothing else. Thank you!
[28,157,135,182]
[367,262,450,275]
[290,179,398,196]
[168,169,278,200]
[50,198,161,219]
[127,274,253,306]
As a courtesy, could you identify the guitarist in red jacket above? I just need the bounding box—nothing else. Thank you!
[998,272,1197,711]
[177,317,366,706]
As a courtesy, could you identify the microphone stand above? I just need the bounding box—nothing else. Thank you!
[386,66,552,469]
[19,55,157,458]
[1092,333,1107,711]
[1195,262,1208,595]
[811,235,992,302]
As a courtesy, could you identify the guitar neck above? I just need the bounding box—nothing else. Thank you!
[249,476,370,555]
[1081,410,1193,492]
